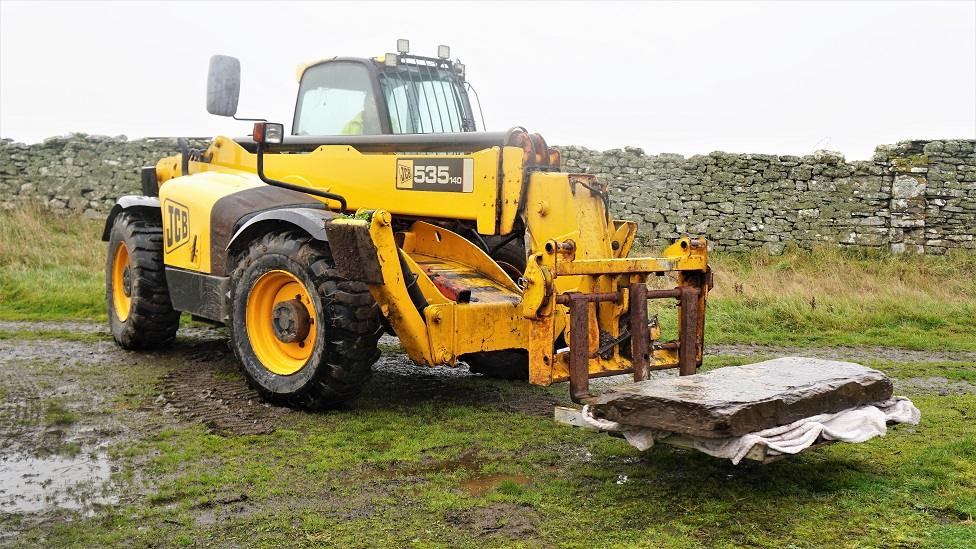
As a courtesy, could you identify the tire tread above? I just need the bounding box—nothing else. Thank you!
[106,211,180,350]
[229,231,381,409]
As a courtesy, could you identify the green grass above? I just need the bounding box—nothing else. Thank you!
[702,245,976,350]
[57,442,82,457]
[702,295,976,350]
[14,361,975,548]
[0,265,104,321]
[44,400,78,426]
[0,205,105,321]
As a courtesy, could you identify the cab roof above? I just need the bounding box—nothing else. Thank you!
[295,56,386,82]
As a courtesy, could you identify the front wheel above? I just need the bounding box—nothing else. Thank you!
[229,231,382,409]
[105,211,180,349]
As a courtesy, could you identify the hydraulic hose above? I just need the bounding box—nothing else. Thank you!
[397,249,429,316]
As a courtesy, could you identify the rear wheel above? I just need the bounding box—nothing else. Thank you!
[462,236,531,380]
[105,211,181,349]
[484,235,526,283]
[462,349,529,380]
[229,231,382,409]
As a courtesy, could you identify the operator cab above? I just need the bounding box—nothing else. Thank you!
[293,40,477,137]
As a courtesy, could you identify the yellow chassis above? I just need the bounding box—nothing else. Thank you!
[152,135,710,399]
[327,174,710,400]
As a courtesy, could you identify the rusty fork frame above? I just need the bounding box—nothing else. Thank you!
[556,283,702,404]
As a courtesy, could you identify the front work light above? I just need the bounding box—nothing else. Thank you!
[397,39,410,54]
[437,45,450,59]
[384,53,398,67]
[253,122,284,145]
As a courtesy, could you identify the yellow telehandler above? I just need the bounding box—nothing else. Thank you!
[102,43,911,459]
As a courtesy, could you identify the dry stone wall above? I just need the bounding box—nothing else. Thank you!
[559,139,975,254]
[0,135,209,219]
[0,134,973,254]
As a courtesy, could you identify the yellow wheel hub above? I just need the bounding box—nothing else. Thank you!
[246,269,317,376]
[111,242,132,321]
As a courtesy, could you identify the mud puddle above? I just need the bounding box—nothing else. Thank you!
[0,322,260,528]
[0,451,116,515]
[361,448,485,480]
[362,447,539,538]
[361,448,534,498]
[461,473,532,496]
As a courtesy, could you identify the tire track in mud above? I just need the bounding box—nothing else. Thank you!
[0,377,44,439]
[156,338,290,436]
[0,339,118,453]
[4,321,973,430]
[0,322,289,436]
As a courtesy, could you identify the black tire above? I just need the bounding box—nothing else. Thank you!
[105,211,181,349]
[462,236,531,380]
[229,231,382,409]
[462,349,529,380]
[484,235,527,283]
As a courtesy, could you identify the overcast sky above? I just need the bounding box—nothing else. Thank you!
[1,1,974,158]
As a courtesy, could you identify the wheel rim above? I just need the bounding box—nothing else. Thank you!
[111,242,132,321]
[246,269,317,376]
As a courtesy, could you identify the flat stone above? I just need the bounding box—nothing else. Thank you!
[589,358,893,438]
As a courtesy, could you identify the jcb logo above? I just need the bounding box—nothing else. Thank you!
[164,200,190,253]
[396,159,414,189]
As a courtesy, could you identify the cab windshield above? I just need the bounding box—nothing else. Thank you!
[293,62,382,136]
[378,64,475,134]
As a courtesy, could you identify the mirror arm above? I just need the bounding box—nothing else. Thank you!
[177,138,190,177]
[255,143,348,214]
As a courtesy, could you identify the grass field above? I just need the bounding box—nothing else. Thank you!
[1,340,973,548]
[0,206,105,321]
[1,208,974,548]
[2,206,975,350]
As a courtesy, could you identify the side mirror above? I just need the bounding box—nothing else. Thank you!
[206,55,240,117]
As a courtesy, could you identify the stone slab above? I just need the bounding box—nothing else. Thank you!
[589,357,893,438]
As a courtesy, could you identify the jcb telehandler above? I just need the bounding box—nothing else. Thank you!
[103,44,911,459]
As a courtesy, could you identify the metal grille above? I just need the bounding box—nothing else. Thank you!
[379,58,474,135]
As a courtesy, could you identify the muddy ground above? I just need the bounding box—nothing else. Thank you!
[1,321,973,544]
[0,321,568,541]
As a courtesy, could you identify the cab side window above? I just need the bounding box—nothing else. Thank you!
[293,63,381,136]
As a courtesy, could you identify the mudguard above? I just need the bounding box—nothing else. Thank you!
[226,206,337,254]
[101,195,161,241]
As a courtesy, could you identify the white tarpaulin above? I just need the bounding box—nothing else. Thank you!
[581,397,921,464]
